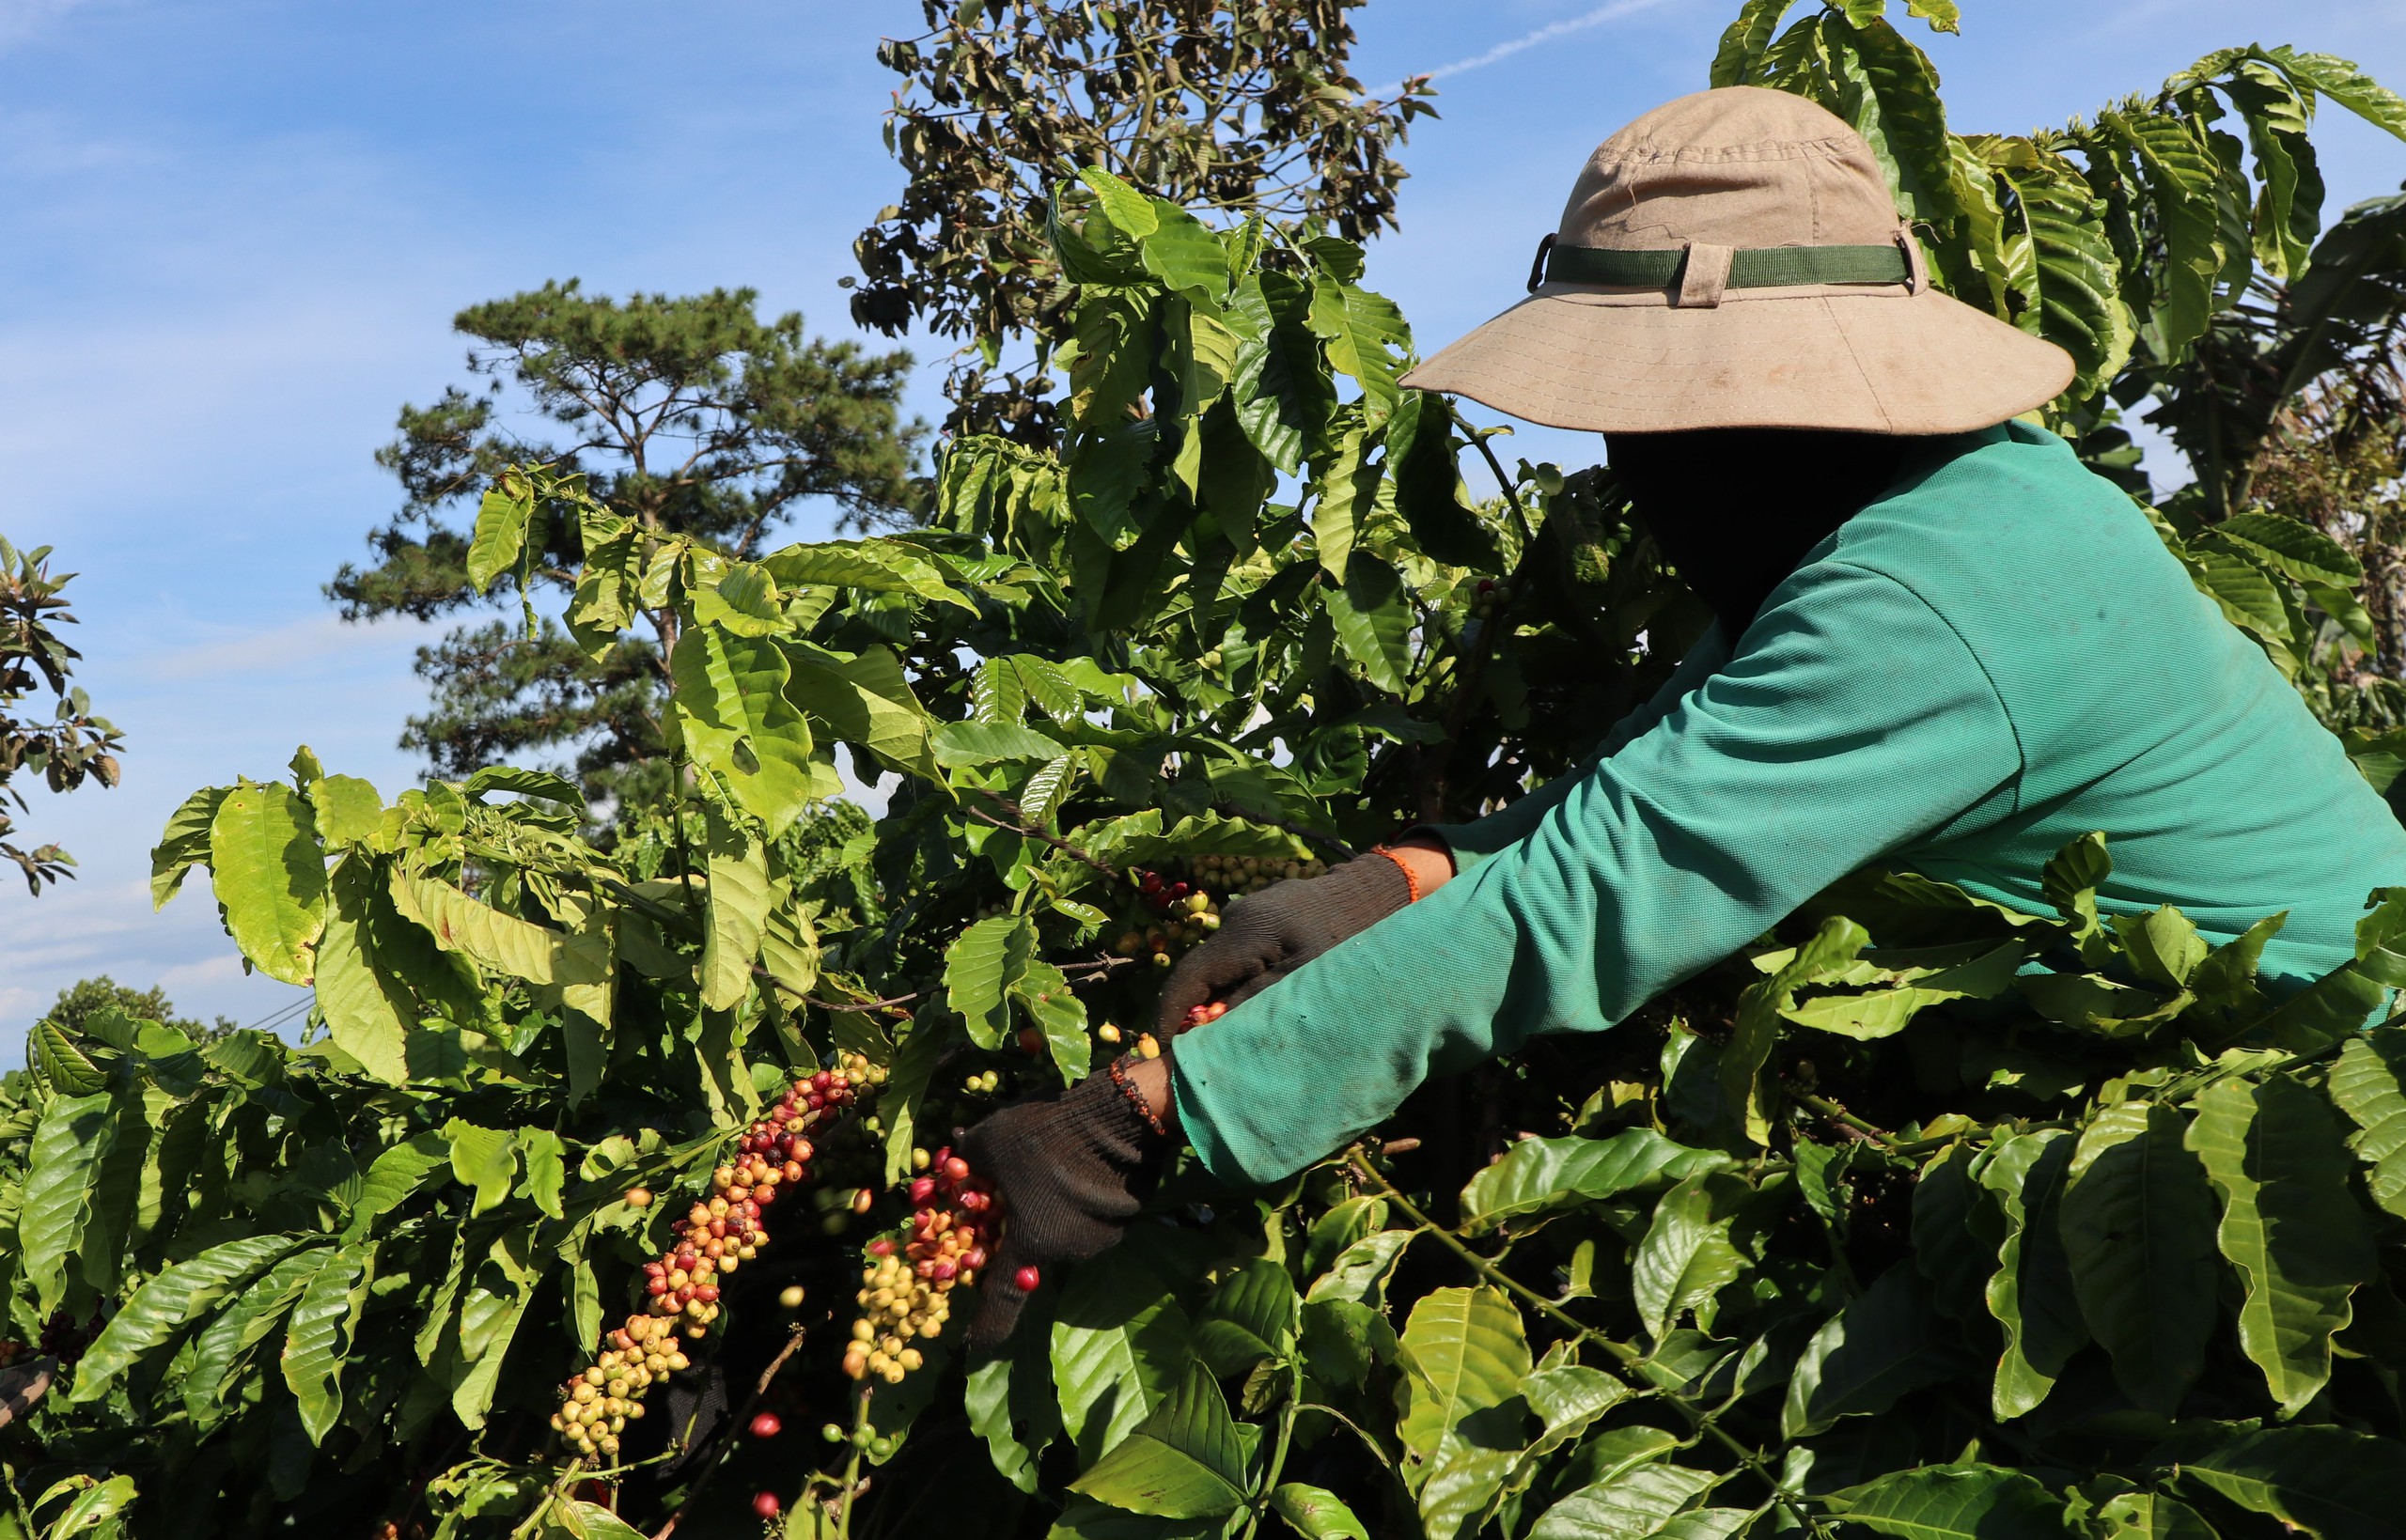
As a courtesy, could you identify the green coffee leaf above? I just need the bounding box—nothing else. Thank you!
[1397,1285,1528,1462]
[1325,552,1411,695]
[2213,511,2363,585]
[1777,939,2023,1039]
[1013,957,1090,1082]
[553,1502,649,1540]
[1829,11,1959,225]
[1631,1174,1747,1342]
[1826,1464,2070,1539]
[781,641,937,782]
[700,803,770,1012]
[945,914,1034,1050]
[1052,1239,1195,1461]
[2269,48,2406,142]
[2186,1076,2376,1413]
[1305,1229,1414,1308]
[1528,1463,1722,1540]
[1193,1258,1298,1378]
[346,1132,451,1238]
[183,1242,328,1431]
[1137,201,1230,306]
[315,856,412,1085]
[966,1302,1060,1496]
[389,868,604,988]
[1726,916,1869,1144]
[1230,271,1334,474]
[2060,1102,2217,1415]
[2331,1027,2406,1218]
[32,1474,136,1537]
[1420,1400,1531,1540]
[1711,0,1792,87]
[2166,1423,2406,1540]
[72,1234,316,1400]
[759,538,975,612]
[32,1019,108,1097]
[671,626,822,837]
[463,477,535,595]
[930,721,1066,767]
[209,780,326,986]
[1309,422,1378,582]
[1459,1130,1730,1234]
[150,785,230,908]
[1978,1129,2088,1418]
[20,1092,118,1314]
[2090,1490,2216,1540]
[445,1121,518,1216]
[1306,272,1410,424]
[1068,1363,1246,1519]
[461,764,583,807]
[2011,156,2134,401]
[516,1128,565,1219]
[1270,1484,1369,1540]
[1489,1366,1633,1525]
[1784,1264,1969,1438]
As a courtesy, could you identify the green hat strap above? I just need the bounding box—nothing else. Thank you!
[1526,231,1921,297]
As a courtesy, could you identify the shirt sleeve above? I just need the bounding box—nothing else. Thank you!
[1427,625,1735,871]
[1171,562,2023,1184]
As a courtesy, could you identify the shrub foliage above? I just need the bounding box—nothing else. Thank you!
[7,6,2406,1538]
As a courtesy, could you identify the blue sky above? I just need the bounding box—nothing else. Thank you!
[4,0,2403,1048]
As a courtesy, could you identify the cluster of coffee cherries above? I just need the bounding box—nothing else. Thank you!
[549,1053,888,1460]
[0,1310,99,1371]
[1185,852,1326,897]
[1092,1020,1163,1058]
[844,1145,1007,1385]
[1117,868,1224,969]
[1468,575,1513,618]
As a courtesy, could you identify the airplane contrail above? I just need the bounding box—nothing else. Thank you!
[1403,0,1686,87]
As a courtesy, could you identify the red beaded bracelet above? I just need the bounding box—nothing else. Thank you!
[1106,1053,1170,1137]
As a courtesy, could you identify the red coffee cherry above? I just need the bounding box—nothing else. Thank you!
[748,1411,782,1439]
[752,1490,781,1518]
[1014,1265,1041,1293]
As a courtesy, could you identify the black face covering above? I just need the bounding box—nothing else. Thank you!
[1605,428,1916,636]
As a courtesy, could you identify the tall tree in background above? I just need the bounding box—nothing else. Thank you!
[33,976,233,1041]
[853,0,1434,439]
[0,538,121,894]
[330,282,922,808]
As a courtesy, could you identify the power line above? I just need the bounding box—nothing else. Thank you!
[239,993,314,1034]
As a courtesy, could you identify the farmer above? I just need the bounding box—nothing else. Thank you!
[961,86,2406,1346]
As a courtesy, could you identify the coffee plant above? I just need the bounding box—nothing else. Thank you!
[7,6,2406,1537]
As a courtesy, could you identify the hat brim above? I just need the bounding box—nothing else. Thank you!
[1399,281,2075,435]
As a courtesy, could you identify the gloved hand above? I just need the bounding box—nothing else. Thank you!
[1154,852,1414,1036]
[961,1060,1173,1351]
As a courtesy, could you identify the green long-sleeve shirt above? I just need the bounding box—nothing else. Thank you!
[1173,422,2406,1184]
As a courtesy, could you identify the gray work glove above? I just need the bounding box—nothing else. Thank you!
[961,1063,1173,1352]
[1154,853,1414,1037]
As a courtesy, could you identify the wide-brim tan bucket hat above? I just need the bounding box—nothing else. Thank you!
[1401,86,2074,434]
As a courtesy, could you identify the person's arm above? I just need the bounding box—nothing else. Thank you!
[1167,562,2022,1184]
[1424,624,1735,872]
[1148,626,1733,1040]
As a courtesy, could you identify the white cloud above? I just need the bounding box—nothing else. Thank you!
[146,613,427,683]
[0,0,90,54]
